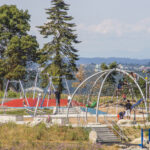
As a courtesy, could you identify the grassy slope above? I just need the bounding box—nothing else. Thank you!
[0,122,120,150]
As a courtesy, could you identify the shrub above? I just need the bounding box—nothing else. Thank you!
[0,91,4,98]
[7,91,18,98]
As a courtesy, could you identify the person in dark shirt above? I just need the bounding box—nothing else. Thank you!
[55,90,60,114]
[125,100,132,119]
[118,111,125,120]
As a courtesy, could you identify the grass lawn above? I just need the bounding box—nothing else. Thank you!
[0,108,53,115]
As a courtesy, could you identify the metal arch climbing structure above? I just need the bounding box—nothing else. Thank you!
[67,68,148,123]
[96,69,114,123]
[95,68,147,123]
[67,69,113,118]
[85,71,108,121]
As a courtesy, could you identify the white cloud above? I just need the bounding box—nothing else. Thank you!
[77,18,150,36]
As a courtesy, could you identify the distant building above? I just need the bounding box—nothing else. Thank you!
[118,64,124,69]
[95,64,101,72]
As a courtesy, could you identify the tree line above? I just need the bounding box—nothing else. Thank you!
[0,0,79,93]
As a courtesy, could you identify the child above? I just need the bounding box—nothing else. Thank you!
[118,111,125,120]
[122,94,126,101]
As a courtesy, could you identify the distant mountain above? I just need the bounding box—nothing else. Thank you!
[77,57,150,65]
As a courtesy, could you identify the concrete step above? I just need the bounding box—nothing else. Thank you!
[57,107,82,114]
[92,127,121,143]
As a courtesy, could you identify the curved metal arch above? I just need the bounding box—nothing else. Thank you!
[85,72,108,122]
[67,69,112,118]
[126,70,146,81]
[95,68,147,123]
[96,70,114,123]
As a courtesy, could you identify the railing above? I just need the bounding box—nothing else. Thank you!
[111,120,129,141]
[104,116,129,142]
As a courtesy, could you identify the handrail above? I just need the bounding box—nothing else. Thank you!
[104,116,128,141]
[111,120,129,141]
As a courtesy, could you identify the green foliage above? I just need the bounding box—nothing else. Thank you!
[109,62,118,69]
[0,91,4,98]
[123,74,146,97]
[38,0,80,91]
[145,131,149,137]
[0,5,39,81]
[101,62,117,71]
[100,62,118,85]
[0,109,28,115]
[4,35,38,80]
[101,63,108,70]
[7,90,18,98]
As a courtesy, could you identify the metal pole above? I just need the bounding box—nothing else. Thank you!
[116,92,118,116]
[1,80,9,106]
[65,77,71,96]
[34,93,41,117]
[85,72,107,122]
[47,80,52,107]
[33,72,38,99]
[149,128,150,143]
[146,73,149,120]
[149,84,150,118]
[149,83,150,100]
[96,70,114,123]
[19,80,29,106]
[141,128,143,148]
[146,73,148,105]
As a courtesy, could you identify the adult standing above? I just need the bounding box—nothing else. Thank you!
[54,89,60,114]
[125,100,132,119]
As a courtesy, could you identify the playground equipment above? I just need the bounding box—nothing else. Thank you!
[139,128,150,148]
[0,75,72,117]
[1,80,29,107]
[67,68,148,123]
[28,75,71,116]
[40,76,71,107]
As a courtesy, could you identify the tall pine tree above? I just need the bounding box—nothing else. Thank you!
[38,0,80,92]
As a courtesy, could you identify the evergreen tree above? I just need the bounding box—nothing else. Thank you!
[100,62,118,84]
[38,0,80,92]
[0,5,39,87]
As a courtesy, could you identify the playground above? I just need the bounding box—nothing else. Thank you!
[0,68,150,149]
[0,68,149,121]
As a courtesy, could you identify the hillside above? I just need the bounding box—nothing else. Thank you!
[77,57,150,65]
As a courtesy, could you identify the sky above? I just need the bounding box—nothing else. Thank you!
[1,0,150,59]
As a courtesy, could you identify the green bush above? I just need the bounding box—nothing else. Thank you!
[7,91,18,98]
[0,91,4,98]
[4,109,28,115]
